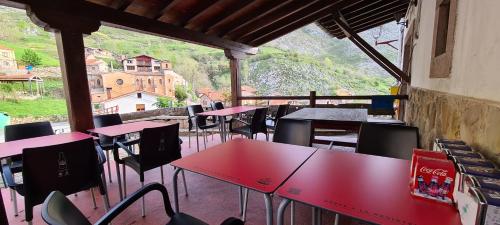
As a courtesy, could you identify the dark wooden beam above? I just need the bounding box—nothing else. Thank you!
[153,0,177,20]
[24,0,257,54]
[186,0,254,32]
[176,0,218,27]
[224,49,247,106]
[333,16,410,82]
[55,31,96,131]
[249,0,364,46]
[112,0,134,11]
[225,0,322,41]
[328,10,406,37]
[244,0,363,45]
[208,0,292,37]
[320,0,403,27]
[145,0,174,19]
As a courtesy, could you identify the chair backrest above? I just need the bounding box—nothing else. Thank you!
[22,138,104,222]
[273,119,313,147]
[187,105,208,127]
[41,191,91,225]
[93,114,124,145]
[275,104,290,119]
[356,122,419,160]
[138,123,181,173]
[211,102,224,110]
[4,121,54,142]
[250,108,268,132]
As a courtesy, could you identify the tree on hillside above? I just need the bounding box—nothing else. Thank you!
[175,85,188,103]
[20,49,42,67]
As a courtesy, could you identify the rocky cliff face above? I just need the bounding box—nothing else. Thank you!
[406,87,500,165]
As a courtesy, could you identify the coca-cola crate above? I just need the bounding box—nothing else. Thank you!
[411,156,456,204]
[440,143,473,151]
[452,156,496,168]
[434,138,466,151]
[445,149,482,158]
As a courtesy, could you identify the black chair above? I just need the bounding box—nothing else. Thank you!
[42,182,243,225]
[266,104,289,130]
[115,123,188,217]
[93,114,139,183]
[4,137,110,224]
[229,108,268,140]
[211,102,232,138]
[187,105,219,151]
[273,119,313,147]
[356,122,419,160]
[2,121,55,217]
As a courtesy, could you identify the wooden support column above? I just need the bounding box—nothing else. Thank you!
[333,14,410,83]
[309,91,316,108]
[27,4,100,131]
[55,31,95,131]
[224,49,247,106]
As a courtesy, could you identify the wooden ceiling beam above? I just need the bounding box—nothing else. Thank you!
[175,0,218,27]
[186,0,254,32]
[22,0,257,54]
[321,0,408,27]
[327,7,407,35]
[208,0,293,37]
[241,0,362,44]
[332,16,400,38]
[333,15,409,82]
[249,0,364,46]
[112,0,134,11]
[145,0,174,19]
[225,0,322,40]
[153,0,178,20]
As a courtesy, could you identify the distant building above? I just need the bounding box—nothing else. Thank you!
[197,87,225,106]
[0,45,18,73]
[122,55,172,73]
[90,71,177,103]
[86,55,108,93]
[94,91,161,114]
[241,85,257,105]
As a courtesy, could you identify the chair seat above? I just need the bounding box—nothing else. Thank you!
[198,122,219,130]
[122,156,141,174]
[9,160,23,173]
[100,137,140,150]
[167,213,209,225]
[230,125,252,136]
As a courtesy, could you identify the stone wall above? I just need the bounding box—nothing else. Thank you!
[405,87,500,165]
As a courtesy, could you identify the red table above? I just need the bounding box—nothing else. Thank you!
[0,132,92,159]
[196,106,262,143]
[276,149,462,225]
[88,121,168,200]
[171,138,317,225]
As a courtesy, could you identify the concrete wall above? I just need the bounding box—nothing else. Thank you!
[409,0,500,102]
[405,0,500,162]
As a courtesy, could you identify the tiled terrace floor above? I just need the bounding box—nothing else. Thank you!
[2,133,367,225]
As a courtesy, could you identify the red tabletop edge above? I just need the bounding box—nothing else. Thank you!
[88,121,168,137]
[276,149,462,225]
[171,138,316,193]
[196,106,263,117]
[0,132,92,159]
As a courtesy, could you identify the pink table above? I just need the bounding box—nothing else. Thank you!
[88,121,168,200]
[0,132,92,159]
[197,106,262,142]
[171,138,317,225]
[276,149,462,225]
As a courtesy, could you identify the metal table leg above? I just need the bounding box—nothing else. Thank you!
[264,193,273,225]
[113,137,123,200]
[312,207,321,225]
[242,188,249,221]
[239,187,243,216]
[291,201,295,225]
[277,199,291,225]
[220,116,227,142]
[172,167,182,213]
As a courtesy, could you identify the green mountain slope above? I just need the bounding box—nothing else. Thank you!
[0,6,401,96]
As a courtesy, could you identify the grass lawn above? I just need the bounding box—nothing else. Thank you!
[0,98,67,117]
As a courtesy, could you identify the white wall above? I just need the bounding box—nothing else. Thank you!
[409,0,500,102]
[103,93,158,114]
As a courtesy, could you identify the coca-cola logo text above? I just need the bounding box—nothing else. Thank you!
[419,167,448,176]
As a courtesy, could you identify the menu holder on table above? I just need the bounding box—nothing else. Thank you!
[458,187,500,225]
[410,148,448,181]
[411,155,456,204]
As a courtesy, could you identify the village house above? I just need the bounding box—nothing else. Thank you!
[0,45,18,73]
[197,87,226,107]
[85,55,108,93]
[94,91,161,114]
